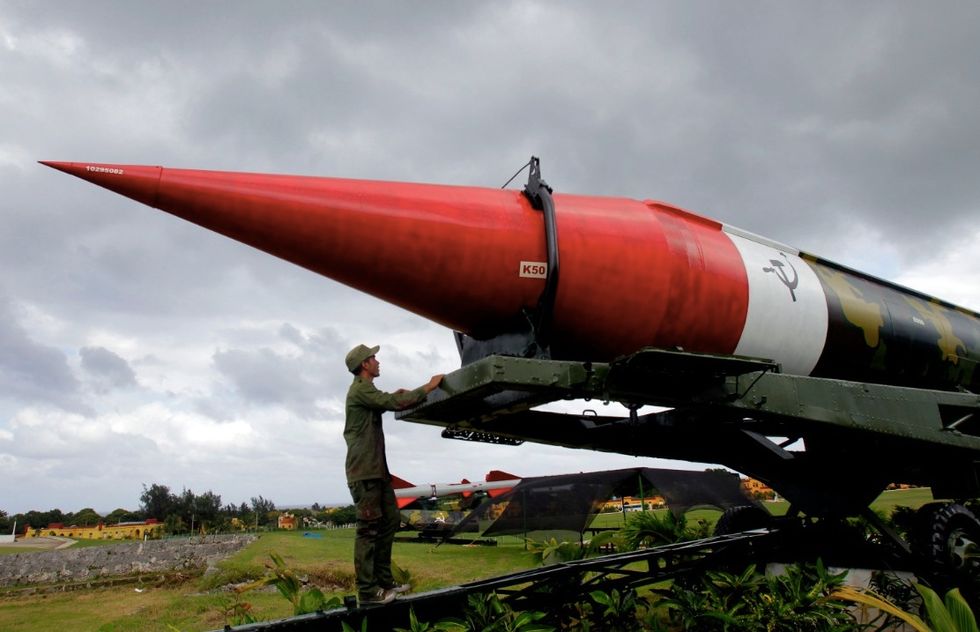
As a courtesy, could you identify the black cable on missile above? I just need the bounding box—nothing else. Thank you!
[501,158,533,189]
[523,156,559,353]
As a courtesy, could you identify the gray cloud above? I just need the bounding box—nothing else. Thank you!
[79,346,137,390]
[2,2,978,512]
[211,323,350,418]
[9,3,979,264]
[0,295,88,414]
[213,347,315,409]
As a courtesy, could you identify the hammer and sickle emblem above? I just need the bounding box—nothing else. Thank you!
[763,253,799,302]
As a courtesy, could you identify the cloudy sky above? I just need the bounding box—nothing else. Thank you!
[2,2,978,515]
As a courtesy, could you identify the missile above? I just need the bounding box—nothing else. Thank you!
[391,473,521,508]
[40,160,978,392]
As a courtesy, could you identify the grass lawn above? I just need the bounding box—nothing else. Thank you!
[211,529,538,593]
[870,487,935,514]
[0,529,540,631]
[0,586,216,632]
[0,487,945,630]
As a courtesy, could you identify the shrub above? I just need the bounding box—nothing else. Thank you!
[622,510,703,550]
[655,560,860,631]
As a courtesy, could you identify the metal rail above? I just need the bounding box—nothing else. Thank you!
[221,529,785,631]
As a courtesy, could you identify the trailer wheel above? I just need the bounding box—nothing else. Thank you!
[714,505,772,536]
[912,502,980,588]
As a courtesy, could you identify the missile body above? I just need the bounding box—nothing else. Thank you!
[392,478,521,507]
[42,161,979,391]
[390,471,521,509]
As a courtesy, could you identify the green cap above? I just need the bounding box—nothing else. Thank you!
[345,344,380,372]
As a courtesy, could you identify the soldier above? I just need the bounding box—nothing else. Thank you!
[343,344,444,605]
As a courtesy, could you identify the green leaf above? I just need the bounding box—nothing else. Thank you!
[432,617,468,631]
[916,584,958,632]
[275,582,294,603]
[585,530,617,553]
[740,564,759,584]
[297,587,326,615]
[235,576,276,594]
[589,590,612,606]
[514,622,554,632]
[397,607,432,632]
[269,551,286,569]
[489,593,507,615]
[702,611,740,625]
[944,588,979,632]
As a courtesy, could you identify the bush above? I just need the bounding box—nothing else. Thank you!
[655,560,860,631]
[621,510,708,550]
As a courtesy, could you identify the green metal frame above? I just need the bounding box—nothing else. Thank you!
[401,348,980,516]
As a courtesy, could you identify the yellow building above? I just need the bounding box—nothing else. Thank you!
[23,519,165,541]
[600,495,665,512]
[741,477,776,500]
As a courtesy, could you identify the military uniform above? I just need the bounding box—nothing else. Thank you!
[344,369,426,601]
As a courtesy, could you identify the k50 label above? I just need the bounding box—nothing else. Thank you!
[519,261,548,279]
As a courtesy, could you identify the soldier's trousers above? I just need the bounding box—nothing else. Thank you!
[348,478,400,596]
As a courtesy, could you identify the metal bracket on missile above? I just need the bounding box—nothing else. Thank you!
[453,157,560,366]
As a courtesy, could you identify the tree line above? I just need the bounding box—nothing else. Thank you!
[0,483,357,535]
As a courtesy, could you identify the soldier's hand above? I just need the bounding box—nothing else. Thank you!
[424,374,445,393]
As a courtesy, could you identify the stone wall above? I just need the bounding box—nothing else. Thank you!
[0,534,257,587]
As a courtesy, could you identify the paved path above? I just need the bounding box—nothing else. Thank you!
[0,536,75,551]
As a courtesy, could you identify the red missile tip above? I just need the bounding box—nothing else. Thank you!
[40,161,100,180]
[40,161,104,181]
[39,161,165,209]
[39,160,126,176]
[39,161,106,178]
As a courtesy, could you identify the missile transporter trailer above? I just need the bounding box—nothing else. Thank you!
[43,158,980,625]
[402,350,980,582]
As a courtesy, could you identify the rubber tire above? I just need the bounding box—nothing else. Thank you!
[714,505,772,536]
[911,502,980,581]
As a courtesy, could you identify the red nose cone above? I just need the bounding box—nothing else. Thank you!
[40,161,548,336]
[40,160,751,361]
[40,161,164,208]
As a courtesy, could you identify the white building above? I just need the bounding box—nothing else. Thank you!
[0,521,16,544]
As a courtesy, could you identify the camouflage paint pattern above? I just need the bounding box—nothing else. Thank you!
[804,255,979,391]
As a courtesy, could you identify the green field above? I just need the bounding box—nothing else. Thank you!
[0,487,941,631]
[0,530,541,631]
